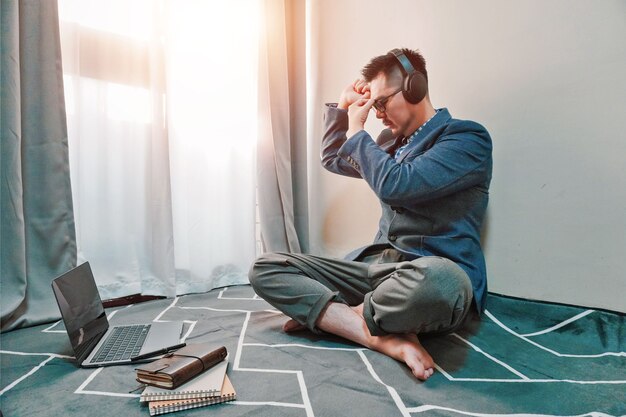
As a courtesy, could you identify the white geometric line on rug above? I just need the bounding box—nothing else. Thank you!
[225,401,305,408]
[177,303,315,414]
[234,311,314,417]
[437,328,626,383]
[450,333,530,380]
[0,350,73,359]
[358,348,623,417]
[218,286,264,301]
[484,310,626,358]
[1,304,152,397]
[42,320,65,333]
[243,342,364,352]
[407,404,618,417]
[180,305,257,314]
[434,363,454,379]
[42,305,132,334]
[241,313,427,417]
[238,311,625,415]
[74,367,140,398]
[0,354,57,396]
[107,304,132,319]
[153,297,181,322]
[521,310,595,337]
[357,349,412,417]
[432,378,626,384]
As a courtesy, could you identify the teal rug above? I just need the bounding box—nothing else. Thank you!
[1,285,624,416]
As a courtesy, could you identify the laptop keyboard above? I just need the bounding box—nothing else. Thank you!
[91,324,150,363]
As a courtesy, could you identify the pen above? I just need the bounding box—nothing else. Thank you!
[130,342,186,361]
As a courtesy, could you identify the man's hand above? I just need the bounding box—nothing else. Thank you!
[339,78,370,110]
[346,98,375,138]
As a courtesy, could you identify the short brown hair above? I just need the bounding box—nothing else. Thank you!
[361,48,428,83]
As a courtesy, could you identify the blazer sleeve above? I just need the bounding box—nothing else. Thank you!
[320,104,362,178]
[320,105,397,178]
[337,121,492,206]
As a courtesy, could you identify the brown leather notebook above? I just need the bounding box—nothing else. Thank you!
[135,344,227,389]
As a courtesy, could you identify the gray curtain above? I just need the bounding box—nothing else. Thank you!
[257,0,309,253]
[1,0,76,332]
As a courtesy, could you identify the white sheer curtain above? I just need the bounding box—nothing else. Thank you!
[58,0,259,299]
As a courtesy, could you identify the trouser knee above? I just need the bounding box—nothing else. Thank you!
[365,256,473,335]
[248,252,285,296]
[409,257,472,332]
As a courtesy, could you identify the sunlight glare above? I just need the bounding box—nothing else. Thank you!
[165,0,260,151]
[107,82,152,124]
[58,0,153,40]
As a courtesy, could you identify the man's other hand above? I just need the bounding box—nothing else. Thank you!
[339,78,370,110]
[346,98,375,138]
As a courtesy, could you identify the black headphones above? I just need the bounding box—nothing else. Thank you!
[389,48,428,104]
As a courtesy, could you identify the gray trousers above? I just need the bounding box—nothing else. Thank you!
[249,247,474,336]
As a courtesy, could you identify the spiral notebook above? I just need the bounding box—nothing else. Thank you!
[148,374,236,416]
[140,358,228,402]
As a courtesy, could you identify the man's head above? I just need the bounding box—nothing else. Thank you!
[362,48,431,137]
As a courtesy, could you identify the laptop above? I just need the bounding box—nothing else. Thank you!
[51,262,185,367]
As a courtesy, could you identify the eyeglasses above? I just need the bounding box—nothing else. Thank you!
[372,87,403,113]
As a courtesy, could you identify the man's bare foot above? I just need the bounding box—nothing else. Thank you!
[282,318,306,332]
[350,304,433,379]
[316,302,435,380]
[350,304,364,316]
[401,333,435,379]
[370,332,435,380]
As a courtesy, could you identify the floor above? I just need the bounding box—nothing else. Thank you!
[1,285,625,416]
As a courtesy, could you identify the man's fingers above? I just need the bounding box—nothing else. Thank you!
[360,97,375,109]
[353,78,370,94]
[349,98,366,109]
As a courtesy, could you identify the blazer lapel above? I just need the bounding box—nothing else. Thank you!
[397,108,451,163]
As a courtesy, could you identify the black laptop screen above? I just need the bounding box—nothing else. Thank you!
[51,262,109,362]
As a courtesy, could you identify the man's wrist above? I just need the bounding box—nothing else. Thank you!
[326,103,347,113]
[346,128,364,139]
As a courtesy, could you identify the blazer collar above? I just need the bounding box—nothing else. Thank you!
[397,108,451,162]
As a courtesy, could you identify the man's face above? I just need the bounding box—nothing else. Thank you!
[370,73,412,137]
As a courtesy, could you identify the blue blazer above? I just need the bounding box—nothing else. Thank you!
[321,105,493,313]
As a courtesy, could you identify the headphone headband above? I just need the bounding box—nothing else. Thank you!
[390,48,416,77]
[388,48,427,104]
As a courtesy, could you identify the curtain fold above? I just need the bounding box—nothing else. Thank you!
[0,0,311,330]
[257,0,309,254]
[59,0,177,299]
[1,0,77,332]
[58,0,259,299]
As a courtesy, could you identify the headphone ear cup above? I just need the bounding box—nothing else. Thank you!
[403,72,428,104]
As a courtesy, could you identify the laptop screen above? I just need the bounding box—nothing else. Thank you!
[51,262,109,363]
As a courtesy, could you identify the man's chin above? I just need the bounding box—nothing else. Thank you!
[383,120,404,136]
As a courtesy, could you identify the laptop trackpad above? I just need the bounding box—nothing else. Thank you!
[139,321,184,356]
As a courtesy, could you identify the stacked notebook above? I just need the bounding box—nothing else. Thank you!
[136,344,236,415]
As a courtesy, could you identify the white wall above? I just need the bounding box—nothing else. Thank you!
[307,0,626,312]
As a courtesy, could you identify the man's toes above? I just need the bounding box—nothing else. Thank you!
[283,319,305,332]
[411,366,428,380]
[406,360,427,380]
[423,356,435,369]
